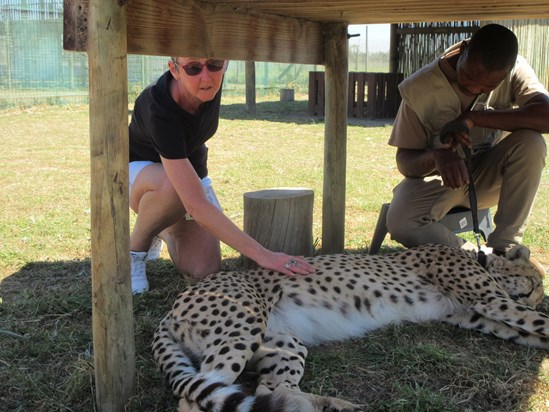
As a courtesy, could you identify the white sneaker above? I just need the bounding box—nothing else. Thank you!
[131,251,149,294]
[146,236,163,261]
[460,241,478,252]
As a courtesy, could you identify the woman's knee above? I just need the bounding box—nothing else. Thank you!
[165,227,221,279]
[154,177,181,205]
[131,168,183,214]
[141,180,185,220]
[179,256,221,280]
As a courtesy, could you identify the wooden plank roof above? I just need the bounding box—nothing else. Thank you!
[199,0,549,24]
[64,0,549,65]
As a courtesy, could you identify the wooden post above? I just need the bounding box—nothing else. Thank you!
[389,23,400,74]
[308,71,325,116]
[243,188,314,267]
[245,61,256,114]
[356,73,366,118]
[322,23,348,254]
[347,72,356,117]
[88,0,135,410]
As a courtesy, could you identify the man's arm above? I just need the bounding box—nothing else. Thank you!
[466,94,549,133]
[395,148,437,177]
[396,147,470,189]
[392,102,469,188]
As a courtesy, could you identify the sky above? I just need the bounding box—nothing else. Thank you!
[349,24,391,53]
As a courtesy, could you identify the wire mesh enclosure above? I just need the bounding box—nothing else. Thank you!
[1,2,547,109]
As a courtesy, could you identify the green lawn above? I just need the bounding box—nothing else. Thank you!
[1,98,548,411]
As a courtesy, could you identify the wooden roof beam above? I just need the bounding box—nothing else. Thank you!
[199,0,549,25]
[64,0,324,64]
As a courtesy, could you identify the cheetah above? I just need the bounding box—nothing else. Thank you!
[152,244,547,412]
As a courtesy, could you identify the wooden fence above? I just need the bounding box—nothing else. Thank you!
[308,71,403,119]
[395,21,479,78]
[489,19,549,88]
[394,20,549,88]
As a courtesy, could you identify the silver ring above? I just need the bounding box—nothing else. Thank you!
[284,258,298,269]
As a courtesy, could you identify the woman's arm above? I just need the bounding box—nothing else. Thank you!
[161,156,315,276]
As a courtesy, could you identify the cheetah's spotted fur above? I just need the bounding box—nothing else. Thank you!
[152,244,547,412]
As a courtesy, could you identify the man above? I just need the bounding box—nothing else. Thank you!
[386,24,549,254]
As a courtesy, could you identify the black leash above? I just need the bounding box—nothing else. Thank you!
[463,146,482,250]
[462,95,483,251]
[440,94,484,254]
[464,144,488,266]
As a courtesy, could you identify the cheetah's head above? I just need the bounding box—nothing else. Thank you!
[484,245,545,308]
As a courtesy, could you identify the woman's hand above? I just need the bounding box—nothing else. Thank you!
[257,251,316,277]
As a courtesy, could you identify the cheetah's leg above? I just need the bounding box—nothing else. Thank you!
[445,309,549,350]
[155,311,269,411]
[249,333,363,412]
[471,295,549,337]
[249,334,308,393]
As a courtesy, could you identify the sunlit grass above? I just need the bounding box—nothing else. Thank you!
[1,99,548,411]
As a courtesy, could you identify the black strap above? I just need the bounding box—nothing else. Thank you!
[463,94,483,250]
[477,250,487,268]
[439,119,469,144]
[464,147,480,239]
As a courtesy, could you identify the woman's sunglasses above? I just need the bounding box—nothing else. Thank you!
[174,59,225,76]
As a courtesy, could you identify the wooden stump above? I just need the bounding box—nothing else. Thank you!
[243,188,314,268]
[279,88,295,102]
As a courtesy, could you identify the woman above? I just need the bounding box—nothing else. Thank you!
[129,57,315,293]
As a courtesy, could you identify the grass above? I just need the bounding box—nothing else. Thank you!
[0,96,548,411]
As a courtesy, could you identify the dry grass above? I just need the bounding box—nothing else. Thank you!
[1,98,548,411]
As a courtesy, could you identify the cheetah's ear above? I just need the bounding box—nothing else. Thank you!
[505,245,531,261]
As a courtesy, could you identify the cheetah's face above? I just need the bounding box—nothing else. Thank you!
[485,245,545,308]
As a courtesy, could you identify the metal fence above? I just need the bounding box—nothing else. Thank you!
[0,0,325,108]
[6,2,545,109]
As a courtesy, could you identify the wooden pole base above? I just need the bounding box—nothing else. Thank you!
[243,188,314,268]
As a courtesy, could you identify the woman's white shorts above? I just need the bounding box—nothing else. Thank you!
[129,161,222,215]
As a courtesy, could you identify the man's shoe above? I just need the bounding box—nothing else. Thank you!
[131,251,149,294]
[146,236,163,261]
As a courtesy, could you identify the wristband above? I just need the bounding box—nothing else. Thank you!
[439,119,469,143]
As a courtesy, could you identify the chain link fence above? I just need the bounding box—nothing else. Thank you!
[0,0,326,108]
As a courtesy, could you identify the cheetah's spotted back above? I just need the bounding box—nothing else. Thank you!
[152,244,547,412]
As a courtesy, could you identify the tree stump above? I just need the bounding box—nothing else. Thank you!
[279,88,295,102]
[243,188,314,268]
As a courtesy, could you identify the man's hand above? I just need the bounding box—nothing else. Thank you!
[433,149,469,189]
